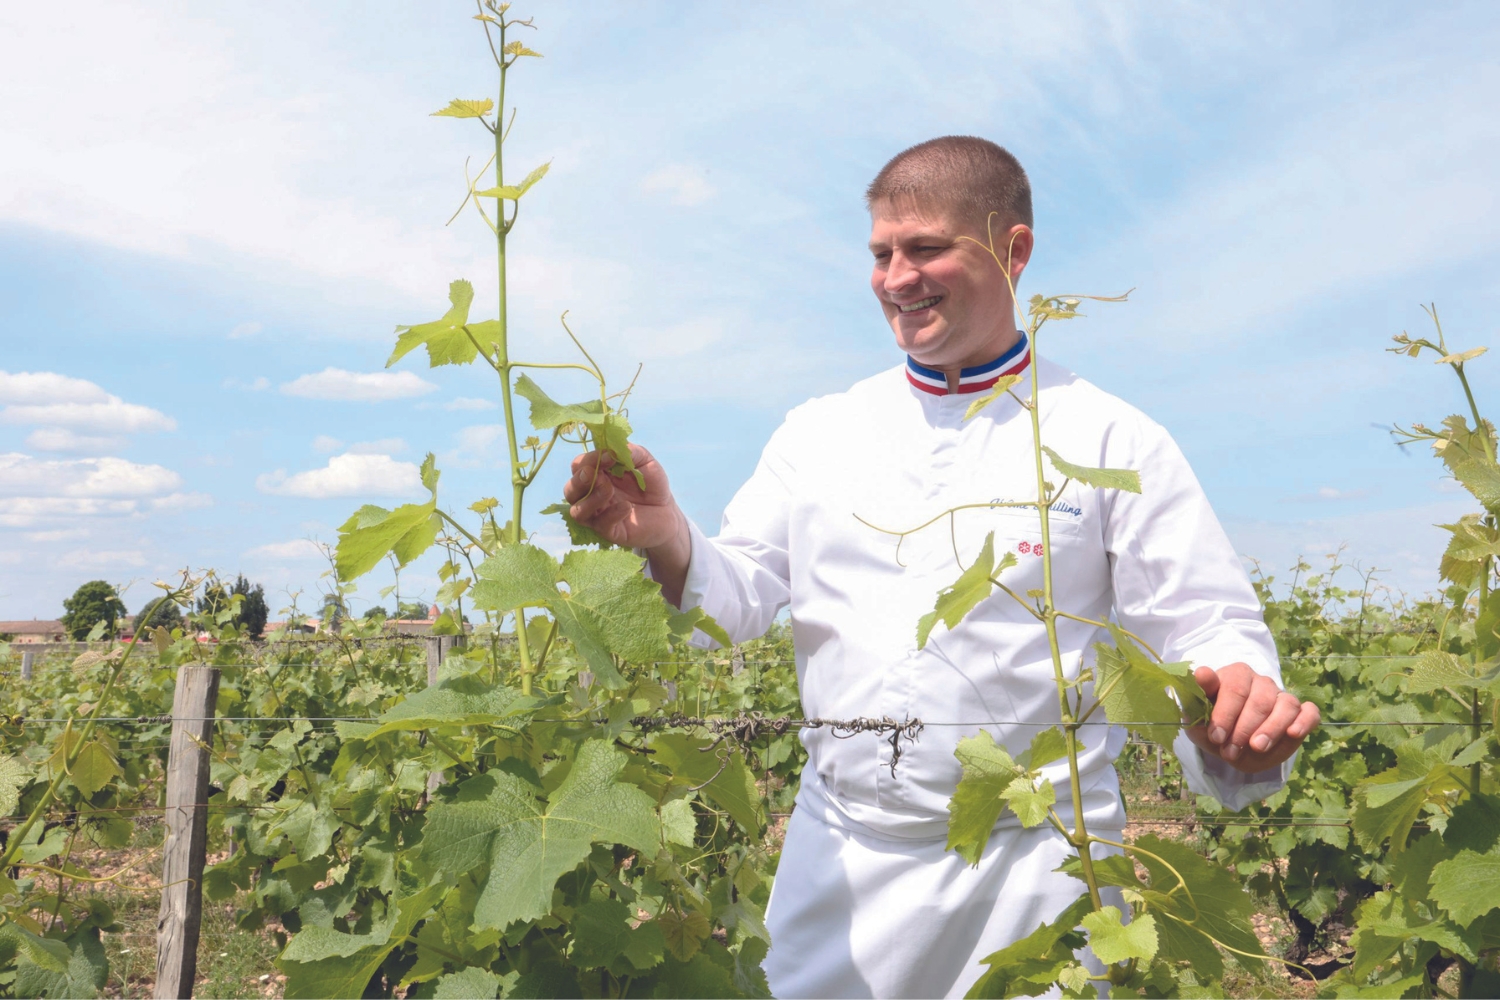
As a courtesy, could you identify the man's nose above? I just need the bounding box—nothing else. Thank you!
[884,251,919,294]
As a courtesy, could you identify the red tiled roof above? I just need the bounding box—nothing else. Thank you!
[0,620,66,635]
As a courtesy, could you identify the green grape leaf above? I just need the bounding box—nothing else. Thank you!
[349,674,539,739]
[69,740,121,797]
[667,606,733,648]
[387,279,485,368]
[431,98,494,118]
[1436,346,1488,365]
[1092,626,1204,743]
[513,374,645,488]
[1408,649,1500,694]
[1081,907,1157,965]
[570,897,635,969]
[946,730,1023,865]
[1353,739,1466,853]
[14,928,107,1000]
[474,162,550,201]
[658,908,712,963]
[540,501,615,548]
[1430,850,1500,924]
[472,543,561,611]
[918,532,1014,649]
[503,40,543,58]
[335,500,439,581]
[1001,776,1055,828]
[419,740,659,931]
[0,754,34,814]
[1020,727,1070,770]
[552,548,673,686]
[651,733,764,831]
[968,892,1092,999]
[660,797,698,846]
[433,967,501,1000]
[420,452,440,494]
[963,374,1024,421]
[1041,446,1141,494]
[280,883,445,998]
[1130,833,1265,974]
[1444,793,1500,854]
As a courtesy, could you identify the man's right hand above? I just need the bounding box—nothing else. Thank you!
[563,444,691,605]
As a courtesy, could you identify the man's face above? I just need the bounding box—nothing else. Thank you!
[868,201,1031,369]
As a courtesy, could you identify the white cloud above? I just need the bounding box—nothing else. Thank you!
[443,397,498,411]
[23,528,88,543]
[57,548,147,569]
[256,452,424,499]
[641,164,716,207]
[24,428,127,453]
[347,438,407,456]
[0,497,140,527]
[244,538,325,560]
[150,491,213,512]
[0,370,175,433]
[280,368,437,402]
[228,321,262,339]
[1284,486,1372,503]
[311,434,343,453]
[0,452,181,498]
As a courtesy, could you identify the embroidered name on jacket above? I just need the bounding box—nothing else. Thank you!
[905,333,1030,396]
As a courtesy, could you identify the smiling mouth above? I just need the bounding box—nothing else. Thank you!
[898,295,942,313]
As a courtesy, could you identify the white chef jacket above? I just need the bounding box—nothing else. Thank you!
[675,346,1290,998]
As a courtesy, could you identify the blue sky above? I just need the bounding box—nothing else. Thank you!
[2,1,1498,619]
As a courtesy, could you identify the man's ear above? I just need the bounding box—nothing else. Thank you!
[1003,225,1034,278]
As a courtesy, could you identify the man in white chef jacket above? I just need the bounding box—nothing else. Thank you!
[564,136,1321,999]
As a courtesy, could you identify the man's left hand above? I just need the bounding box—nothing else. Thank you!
[1183,663,1320,773]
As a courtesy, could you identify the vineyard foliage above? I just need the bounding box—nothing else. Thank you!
[1,2,1498,997]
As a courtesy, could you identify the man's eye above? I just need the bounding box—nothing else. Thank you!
[917,245,944,254]
[872,251,891,262]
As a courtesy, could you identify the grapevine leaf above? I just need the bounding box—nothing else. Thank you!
[13,929,107,1000]
[553,548,673,685]
[1408,649,1500,695]
[657,908,712,963]
[667,606,733,648]
[660,797,697,846]
[275,799,339,859]
[419,741,659,931]
[513,374,645,488]
[1041,445,1141,494]
[1436,346,1488,364]
[1130,833,1265,974]
[503,40,543,58]
[474,162,550,200]
[1347,889,1477,976]
[918,532,1010,649]
[280,882,445,999]
[1020,727,1070,770]
[1092,628,1203,743]
[336,500,439,581]
[570,897,635,969]
[388,279,483,368]
[962,374,1024,421]
[540,501,615,548]
[1446,459,1500,514]
[1439,515,1497,586]
[1081,907,1157,965]
[351,675,539,739]
[946,730,1023,865]
[69,740,120,797]
[433,967,501,1000]
[1430,850,1500,924]
[967,892,1092,999]
[1001,775,1054,828]
[1389,831,1454,902]
[1353,739,1467,852]
[1444,793,1500,854]
[0,754,30,814]
[431,98,494,118]
[650,733,764,831]
[471,543,561,611]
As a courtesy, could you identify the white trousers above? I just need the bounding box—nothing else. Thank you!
[763,808,1123,999]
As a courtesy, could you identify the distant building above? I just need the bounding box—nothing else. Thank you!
[0,620,68,644]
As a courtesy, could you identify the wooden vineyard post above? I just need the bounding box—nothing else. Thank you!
[155,666,221,1000]
[425,635,466,795]
[19,648,34,682]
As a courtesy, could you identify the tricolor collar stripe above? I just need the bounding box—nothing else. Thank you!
[906,333,1030,396]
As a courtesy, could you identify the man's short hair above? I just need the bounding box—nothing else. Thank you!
[865,136,1033,232]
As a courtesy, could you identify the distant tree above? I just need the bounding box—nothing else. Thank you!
[320,593,346,629]
[364,605,389,619]
[137,596,184,632]
[231,575,269,639]
[61,581,127,640]
[394,601,430,620]
[197,581,231,619]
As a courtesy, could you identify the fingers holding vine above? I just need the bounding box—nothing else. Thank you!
[1185,663,1319,773]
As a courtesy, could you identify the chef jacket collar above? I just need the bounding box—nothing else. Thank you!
[905,331,1030,397]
